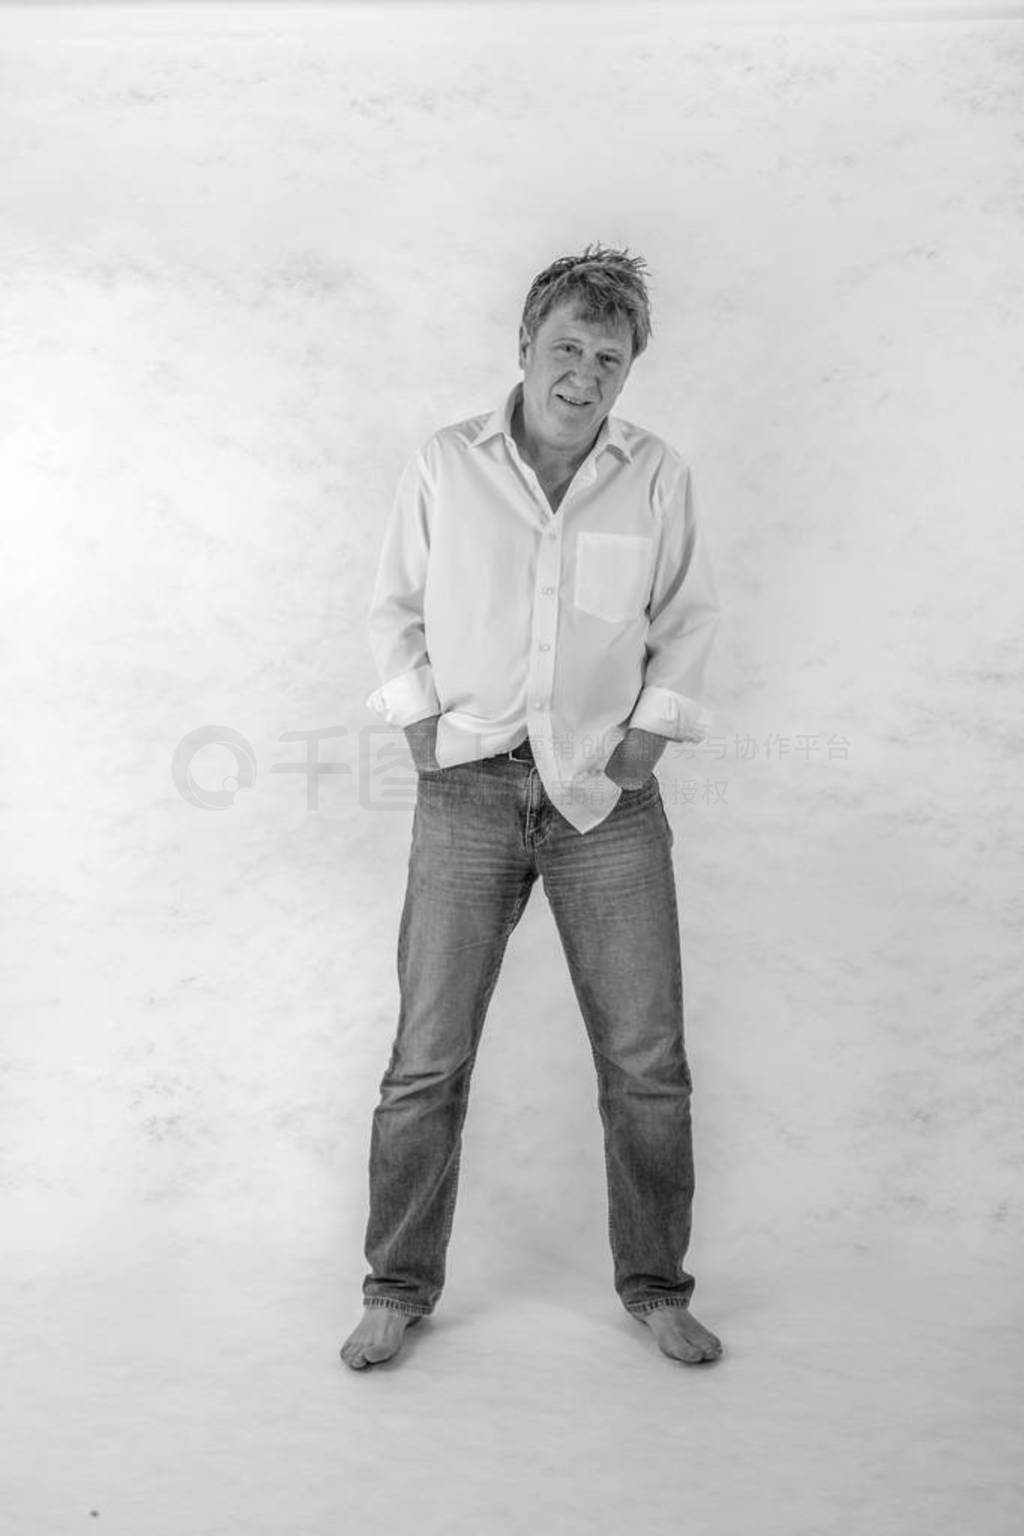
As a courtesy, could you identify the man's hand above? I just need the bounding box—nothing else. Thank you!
[603,727,668,790]
[403,714,441,773]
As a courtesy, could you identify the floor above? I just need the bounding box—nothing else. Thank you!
[5,1208,1020,1536]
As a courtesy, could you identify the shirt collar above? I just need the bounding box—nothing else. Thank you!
[469,381,633,463]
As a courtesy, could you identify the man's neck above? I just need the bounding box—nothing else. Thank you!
[511,397,595,483]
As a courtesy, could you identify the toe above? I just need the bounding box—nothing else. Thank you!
[643,1309,724,1365]
[645,1321,702,1364]
[362,1345,393,1363]
[676,1344,705,1364]
[699,1330,723,1360]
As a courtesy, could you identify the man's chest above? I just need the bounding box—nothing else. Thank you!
[537,471,573,514]
[434,447,639,531]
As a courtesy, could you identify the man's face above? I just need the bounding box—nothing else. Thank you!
[518,299,634,458]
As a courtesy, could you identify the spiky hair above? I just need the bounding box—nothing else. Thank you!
[520,242,653,361]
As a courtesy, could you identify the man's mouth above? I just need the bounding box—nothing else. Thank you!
[556,394,591,409]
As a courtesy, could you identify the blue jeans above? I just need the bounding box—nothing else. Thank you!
[360,740,698,1320]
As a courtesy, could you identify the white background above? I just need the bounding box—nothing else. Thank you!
[1,3,1022,1532]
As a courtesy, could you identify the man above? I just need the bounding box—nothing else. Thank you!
[341,244,723,1370]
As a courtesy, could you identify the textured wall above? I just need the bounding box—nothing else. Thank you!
[1,3,1021,1281]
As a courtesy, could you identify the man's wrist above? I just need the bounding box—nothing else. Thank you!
[403,713,441,771]
[403,713,440,738]
[621,727,668,761]
[604,727,667,788]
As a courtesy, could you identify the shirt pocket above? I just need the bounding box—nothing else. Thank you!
[573,532,654,624]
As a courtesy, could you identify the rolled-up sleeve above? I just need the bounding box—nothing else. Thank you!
[365,450,442,727]
[627,459,720,742]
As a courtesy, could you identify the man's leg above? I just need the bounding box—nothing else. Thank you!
[539,776,722,1364]
[342,761,536,1369]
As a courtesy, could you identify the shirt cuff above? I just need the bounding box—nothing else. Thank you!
[365,664,441,728]
[627,685,712,744]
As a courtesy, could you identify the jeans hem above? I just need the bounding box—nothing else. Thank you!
[362,1298,432,1318]
[626,1298,692,1318]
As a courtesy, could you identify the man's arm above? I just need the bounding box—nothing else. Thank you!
[402,714,441,773]
[365,450,443,769]
[606,460,720,788]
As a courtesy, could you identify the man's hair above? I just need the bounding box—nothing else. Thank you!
[520,242,653,362]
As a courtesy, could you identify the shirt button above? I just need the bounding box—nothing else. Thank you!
[539,643,550,652]
[542,586,554,595]
[533,700,543,709]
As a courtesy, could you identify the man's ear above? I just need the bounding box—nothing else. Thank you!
[517,323,531,368]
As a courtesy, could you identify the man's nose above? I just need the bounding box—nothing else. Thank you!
[569,369,598,394]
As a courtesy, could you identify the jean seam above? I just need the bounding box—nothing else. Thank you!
[434,909,518,1279]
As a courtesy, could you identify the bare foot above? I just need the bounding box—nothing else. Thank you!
[639,1306,723,1364]
[340,1308,421,1370]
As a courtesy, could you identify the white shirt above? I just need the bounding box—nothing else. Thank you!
[365,381,720,835]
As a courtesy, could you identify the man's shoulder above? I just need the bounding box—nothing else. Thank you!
[611,414,692,480]
[403,407,495,479]
[611,415,699,528]
[431,405,495,450]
